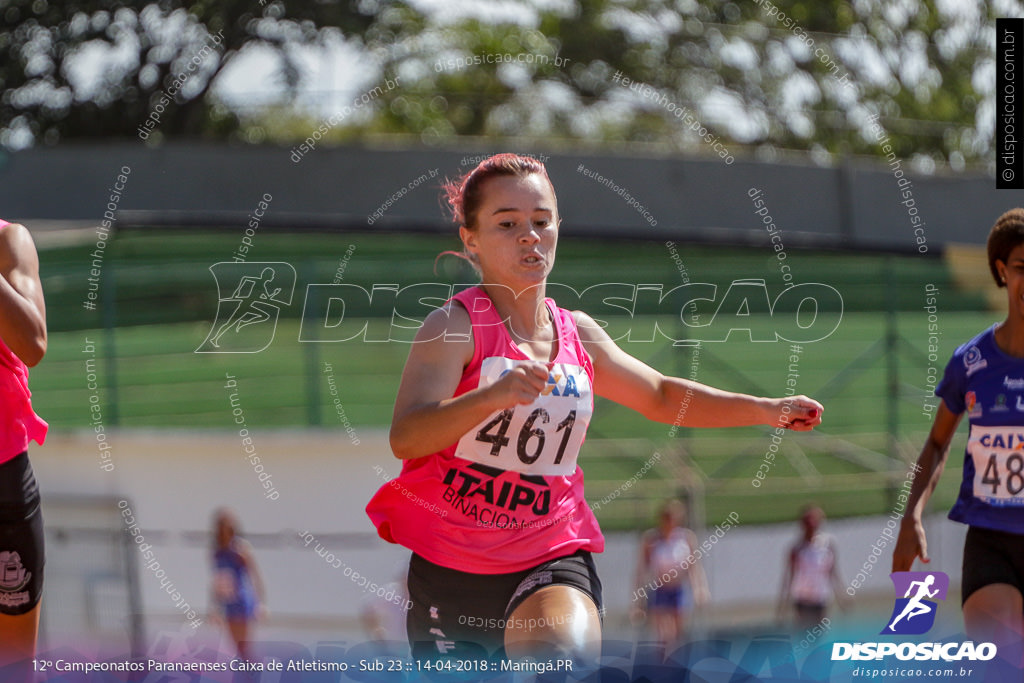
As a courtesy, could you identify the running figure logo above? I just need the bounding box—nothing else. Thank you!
[882,571,949,635]
[197,263,296,353]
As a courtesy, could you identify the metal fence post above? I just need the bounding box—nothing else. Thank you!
[304,261,321,426]
[885,256,898,457]
[102,261,119,426]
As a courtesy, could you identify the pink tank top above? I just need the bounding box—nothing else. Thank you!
[0,220,48,462]
[366,286,604,574]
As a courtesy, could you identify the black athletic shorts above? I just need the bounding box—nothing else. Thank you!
[961,525,1024,606]
[406,550,602,659]
[794,601,826,623]
[0,452,44,615]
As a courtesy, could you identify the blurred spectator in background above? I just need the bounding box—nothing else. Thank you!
[633,499,709,650]
[210,508,265,660]
[778,504,847,630]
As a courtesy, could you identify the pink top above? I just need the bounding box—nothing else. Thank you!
[366,286,604,574]
[0,220,47,462]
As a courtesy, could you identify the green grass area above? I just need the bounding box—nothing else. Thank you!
[41,230,985,332]
[35,311,995,432]
[31,230,992,528]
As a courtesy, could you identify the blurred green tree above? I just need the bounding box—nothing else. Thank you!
[347,0,1000,168]
[0,0,1008,168]
[0,0,374,145]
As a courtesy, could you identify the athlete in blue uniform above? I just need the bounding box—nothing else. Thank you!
[210,509,265,659]
[894,208,1024,664]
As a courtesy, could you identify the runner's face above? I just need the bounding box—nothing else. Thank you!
[801,509,822,533]
[659,507,684,533]
[216,515,235,546]
[460,174,559,290]
[997,243,1024,320]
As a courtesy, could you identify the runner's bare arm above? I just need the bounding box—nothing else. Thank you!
[685,528,710,604]
[574,311,821,430]
[238,540,267,614]
[0,223,46,366]
[777,545,796,618]
[390,305,551,459]
[828,539,851,610]
[633,531,653,594]
[892,402,962,571]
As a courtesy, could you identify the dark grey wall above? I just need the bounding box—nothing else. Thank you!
[0,143,1020,250]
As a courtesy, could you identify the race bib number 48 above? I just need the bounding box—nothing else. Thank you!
[970,425,1024,505]
[453,357,593,476]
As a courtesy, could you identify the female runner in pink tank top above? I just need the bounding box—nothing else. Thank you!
[0,219,48,669]
[366,154,823,663]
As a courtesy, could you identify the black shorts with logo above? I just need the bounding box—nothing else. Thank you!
[0,452,44,615]
[406,550,602,659]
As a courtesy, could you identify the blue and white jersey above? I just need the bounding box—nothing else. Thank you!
[938,325,1024,533]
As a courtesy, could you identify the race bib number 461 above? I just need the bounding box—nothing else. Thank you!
[970,425,1024,505]
[453,357,593,476]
